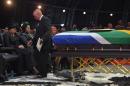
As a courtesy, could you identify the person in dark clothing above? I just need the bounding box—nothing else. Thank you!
[107,23,113,29]
[33,9,52,78]
[126,22,130,29]
[0,54,7,82]
[21,23,33,47]
[50,25,58,72]
[115,20,125,29]
[20,22,38,74]
[72,24,78,31]
[3,24,34,75]
[0,30,4,46]
[51,25,58,36]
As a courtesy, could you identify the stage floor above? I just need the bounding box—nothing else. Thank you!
[1,73,87,86]
[1,73,130,86]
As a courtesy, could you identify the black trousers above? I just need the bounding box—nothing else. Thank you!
[34,49,49,76]
[0,55,6,76]
[15,48,35,75]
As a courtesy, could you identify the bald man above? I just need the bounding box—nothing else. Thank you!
[33,9,51,78]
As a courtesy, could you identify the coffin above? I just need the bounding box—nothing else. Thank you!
[52,29,130,57]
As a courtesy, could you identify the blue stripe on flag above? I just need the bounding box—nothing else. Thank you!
[53,35,100,45]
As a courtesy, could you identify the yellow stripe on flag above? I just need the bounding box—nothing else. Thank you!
[117,30,130,34]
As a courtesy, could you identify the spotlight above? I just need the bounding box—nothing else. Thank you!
[6,0,12,5]
[83,11,86,15]
[37,5,42,9]
[110,13,113,17]
[60,24,64,27]
[63,9,66,13]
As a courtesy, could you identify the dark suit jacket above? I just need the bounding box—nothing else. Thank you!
[33,16,52,52]
[0,32,4,46]
[3,33,23,48]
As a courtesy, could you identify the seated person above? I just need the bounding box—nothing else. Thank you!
[20,22,37,73]
[72,24,78,31]
[126,22,130,29]
[3,23,35,75]
[50,25,58,72]
[0,30,4,46]
[107,23,113,29]
[20,22,34,47]
[51,25,58,36]
[115,20,125,29]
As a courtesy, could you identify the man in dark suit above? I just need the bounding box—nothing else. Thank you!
[33,9,52,78]
[3,24,35,75]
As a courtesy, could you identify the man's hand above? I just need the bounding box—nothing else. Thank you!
[18,45,25,49]
[27,40,32,47]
